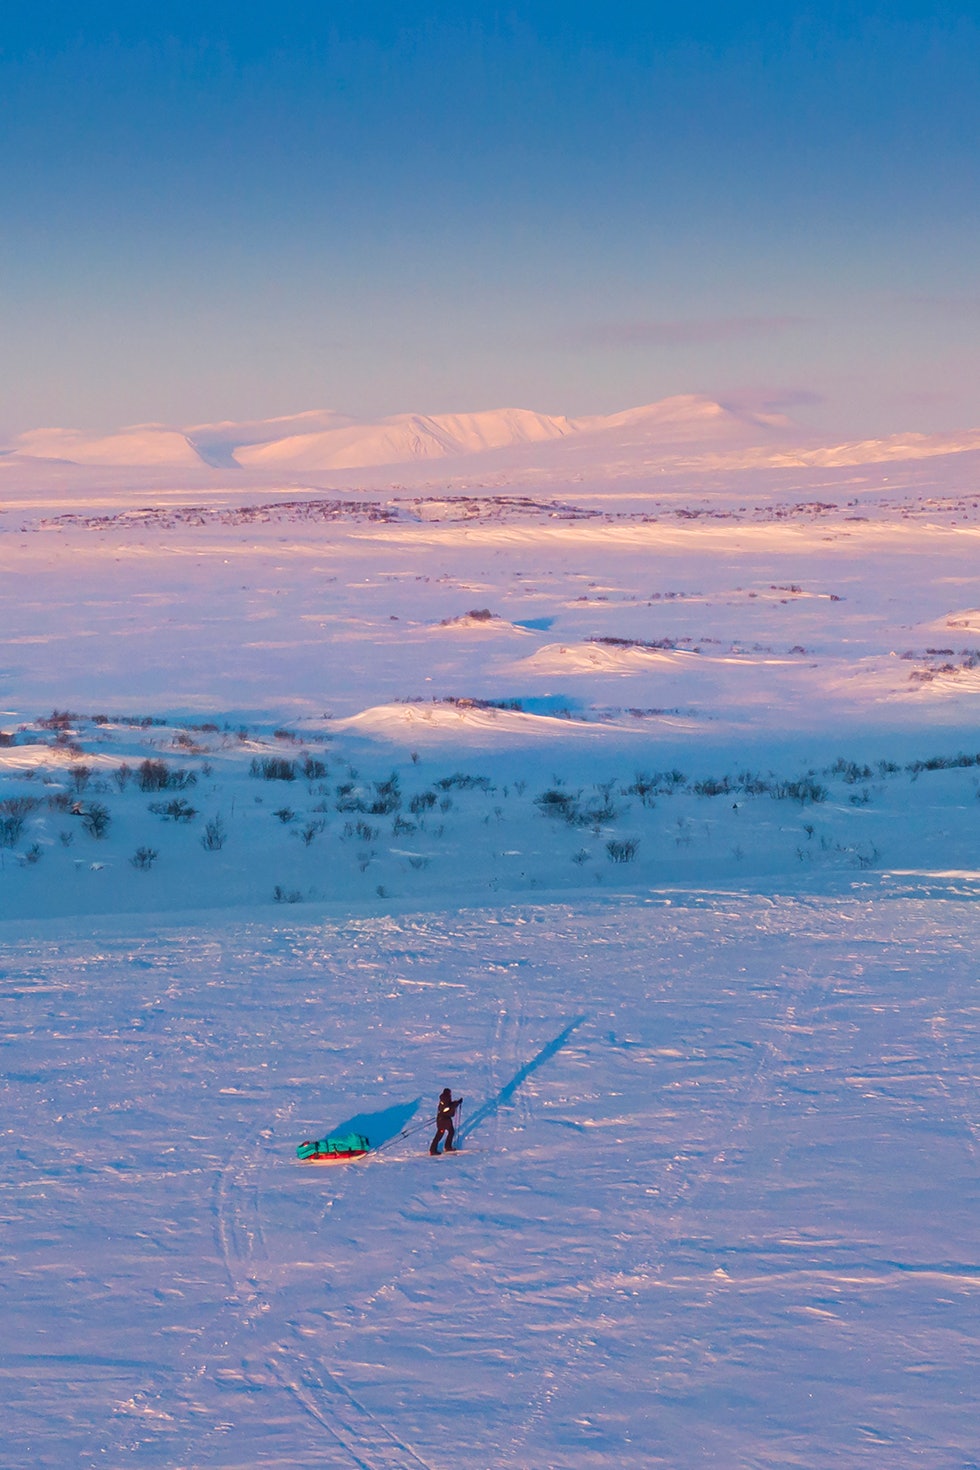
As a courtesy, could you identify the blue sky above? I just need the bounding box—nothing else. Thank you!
[2,3,978,436]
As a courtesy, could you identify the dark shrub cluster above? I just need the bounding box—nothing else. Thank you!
[148,798,197,822]
[81,802,111,838]
[138,759,197,792]
[0,796,42,847]
[907,752,980,774]
[250,756,297,781]
[435,773,494,791]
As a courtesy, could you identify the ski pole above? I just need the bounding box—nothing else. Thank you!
[372,1115,437,1157]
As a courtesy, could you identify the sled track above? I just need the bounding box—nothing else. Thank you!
[268,1338,437,1470]
[215,1108,437,1470]
[213,1112,278,1320]
[209,1010,586,1468]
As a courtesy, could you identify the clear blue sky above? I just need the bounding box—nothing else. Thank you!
[2,3,978,436]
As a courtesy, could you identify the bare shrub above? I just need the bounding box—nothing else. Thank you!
[692,776,731,797]
[582,799,618,829]
[606,838,639,864]
[81,802,111,838]
[737,770,772,795]
[69,765,92,794]
[138,759,171,791]
[535,788,580,822]
[908,751,980,775]
[274,807,296,823]
[113,763,132,791]
[273,885,303,903]
[368,773,401,814]
[131,847,159,870]
[201,815,226,851]
[831,758,873,783]
[37,709,77,731]
[0,796,42,847]
[772,777,828,805]
[137,759,195,792]
[148,798,197,822]
[627,773,657,807]
[250,756,297,781]
[435,772,493,791]
[299,819,326,846]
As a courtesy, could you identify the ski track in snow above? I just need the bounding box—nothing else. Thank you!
[214,1111,438,1470]
[4,894,980,1466]
[203,1003,586,1467]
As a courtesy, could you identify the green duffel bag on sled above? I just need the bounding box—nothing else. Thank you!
[297,1132,370,1164]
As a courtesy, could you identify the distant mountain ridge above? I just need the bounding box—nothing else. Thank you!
[1,395,784,471]
[3,395,979,474]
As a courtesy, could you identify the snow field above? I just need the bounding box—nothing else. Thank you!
[2,895,978,1467]
[3,464,980,733]
[3,442,980,1466]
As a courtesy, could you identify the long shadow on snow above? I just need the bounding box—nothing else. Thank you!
[460,1016,586,1142]
[330,1098,422,1148]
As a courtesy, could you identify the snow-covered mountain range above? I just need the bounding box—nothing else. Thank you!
[7,393,977,474]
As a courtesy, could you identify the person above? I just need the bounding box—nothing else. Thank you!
[430,1088,462,1154]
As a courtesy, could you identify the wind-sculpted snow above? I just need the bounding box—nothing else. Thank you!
[2,895,978,1467]
[3,467,980,734]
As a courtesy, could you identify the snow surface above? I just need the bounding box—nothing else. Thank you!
[3,895,979,1467]
[2,427,979,1466]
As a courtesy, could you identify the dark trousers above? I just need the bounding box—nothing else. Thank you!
[430,1120,455,1153]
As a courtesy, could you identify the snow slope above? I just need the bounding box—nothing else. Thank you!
[7,425,207,468]
[235,406,578,471]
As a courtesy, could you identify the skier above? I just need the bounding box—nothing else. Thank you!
[430,1087,462,1154]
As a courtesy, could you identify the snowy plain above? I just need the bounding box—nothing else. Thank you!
[2,406,980,1467]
